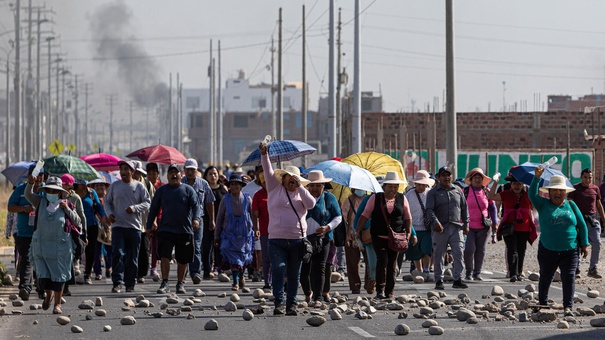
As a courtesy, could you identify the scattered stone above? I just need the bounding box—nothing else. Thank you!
[587,290,600,298]
[71,325,83,333]
[217,292,227,298]
[56,316,71,325]
[11,300,23,307]
[151,312,163,318]
[103,325,112,332]
[306,315,326,327]
[218,273,230,282]
[398,312,408,319]
[123,299,136,307]
[420,307,434,315]
[577,307,596,316]
[183,299,194,306]
[505,293,518,300]
[422,319,439,328]
[11,310,23,315]
[135,294,145,303]
[443,299,459,305]
[525,284,536,292]
[557,321,569,329]
[564,316,577,324]
[517,289,528,296]
[181,306,192,312]
[29,304,41,310]
[589,317,605,328]
[252,288,264,299]
[121,306,132,311]
[224,301,237,312]
[166,308,181,316]
[456,309,476,322]
[192,298,202,304]
[204,319,219,330]
[414,276,425,284]
[355,310,369,319]
[387,303,404,311]
[230,294,241,302]
[120,316,136,325]
[236,302,246,309]
[417,299,428,307]
[530,311,557,322]
[366,306,377,314]
[331,272,342,283]
[491,286,504,296]
[494,297,505,303]
[160,303,168,310]
[394,324,410,335]
[466,317,479,324]
[574,297,584,304]
[187,313,195,320]
[329,309,342,320]
[429,301,445,309]
[427,291,440,299]
[166,297,179,304]
[85,314,93,321]
[193,289,206,297]
[242,309,254,321]
[594,305,605,313]
[137,300,151,308]
[428,326,444,335]
[528,273,540,282]
[8,294,18,300]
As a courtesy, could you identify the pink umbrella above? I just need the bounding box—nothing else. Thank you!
[126,144,187,165]
[80,153,123,172]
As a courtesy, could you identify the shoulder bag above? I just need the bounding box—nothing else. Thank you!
[497,195,519,240]
[471,188,492,228]
[286,190,313,263]
[414,190,432,230]
[380,194,409,253]
[332,197,349,247]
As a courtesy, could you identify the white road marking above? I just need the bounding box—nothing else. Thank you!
[349,326,375,338]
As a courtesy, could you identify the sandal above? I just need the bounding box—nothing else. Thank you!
[231,284,239,291]
[564,308,574,317]
[42,293,53,311]
[52,305,62,314]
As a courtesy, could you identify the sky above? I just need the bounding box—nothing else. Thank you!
[2,0,605,116]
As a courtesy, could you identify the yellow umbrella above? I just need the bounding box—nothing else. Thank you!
[331,152,407,203]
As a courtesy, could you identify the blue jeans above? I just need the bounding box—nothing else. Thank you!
[538,242,578,309]
[111,227,141,288]
[189,221,203,278]
[268,238,303,309]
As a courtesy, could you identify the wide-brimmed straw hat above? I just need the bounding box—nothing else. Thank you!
[409,170,435,187]
[380,171,406,185]
[464,168,491,187]
[274,166,310,185]
[37,176,69,195]
[306,170,332,184]
[539,175,575,193]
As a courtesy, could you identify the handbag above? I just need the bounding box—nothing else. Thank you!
[414,190,432,230]
[499,222,515,237]
[97,225,112,246]
[379,194,409,253]
[286,190,313,263]
[333,197,353,247]
[307,234,324,254]
[472,188,492,228]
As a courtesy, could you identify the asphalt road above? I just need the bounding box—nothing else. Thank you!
[2,255,605,340]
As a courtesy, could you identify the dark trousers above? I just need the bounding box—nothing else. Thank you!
[344,242,365,291]
[503,231,530,277]
[111,227,142,288]
[138,232,150,278]
[201,220,215,276]
[260,234,271,286]
[373,235,398,296]
[537,243,578,309]
[84,225,100,276]
[15,236,33,292]
[300,239,329,300]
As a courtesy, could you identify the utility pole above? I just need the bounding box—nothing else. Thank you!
[129,101,133,151]
[25,0,34,160]
[218,40,223,166]
[352,0,362,154]
[208,40,214,164]
[45,37,54,147]
[176,72,181,151]
[302,5,307,167]
[336,8,342,156]
[105,94,117,153]
[6,41,14,168]
[270,38,276,138]
[169,73,173,147]
[445,0,458,173]
[328,0,336,158]
[74,74,79,152]
[277,8,283,140]
[83,82,92,152]
[14,0,22,161]
[54,56,61,140]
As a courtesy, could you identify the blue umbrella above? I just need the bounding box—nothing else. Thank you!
[1,161,35,186]
[305,160,383,193]
[510,162,573,188]
[241,140,316,166]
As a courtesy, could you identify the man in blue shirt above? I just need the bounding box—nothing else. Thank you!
[182,158,215,284]
[148,164,200,294]
[7,164,45,301]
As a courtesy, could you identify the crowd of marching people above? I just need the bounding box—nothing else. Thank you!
[5,143,602,317]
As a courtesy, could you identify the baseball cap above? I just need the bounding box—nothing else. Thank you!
[437,166,452,176]
[146,162,160,173]
[184,158,198,169]
[167,164,181,173]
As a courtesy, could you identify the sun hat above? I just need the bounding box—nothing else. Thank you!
[133,161,147,175]
[118,160,136,171]
[227,174,247,187]
[234,167,244,174]
[60,174,75,187]
[37,176,69,195]
[379,171,406,185]
[539,175,575,193]
[274,165,310,185]
[464,167,491,187]
[88,177,110,187]
[409,170,435,187]
[437,166,452,177]
[184,158,198,169]
[306,170,333,184]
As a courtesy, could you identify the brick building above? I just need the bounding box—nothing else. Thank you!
[548,94,605,112]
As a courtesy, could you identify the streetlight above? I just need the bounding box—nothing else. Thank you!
[4,39,15,168]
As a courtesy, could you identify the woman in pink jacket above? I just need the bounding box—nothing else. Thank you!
[259,142,315,316]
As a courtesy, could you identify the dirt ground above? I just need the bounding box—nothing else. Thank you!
[481,235,605,293]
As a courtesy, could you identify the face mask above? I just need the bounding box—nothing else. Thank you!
[258,172,265,184]
[354,189,366,197]
[46,193,60,203]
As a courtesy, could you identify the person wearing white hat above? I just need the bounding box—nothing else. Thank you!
[405,170,435,275]
[24,175,82,314]
[259,141,315,316]
[531,169,589,317]
[356,171,413,299]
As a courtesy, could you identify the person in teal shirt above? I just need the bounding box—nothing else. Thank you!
[529,169,589,316]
